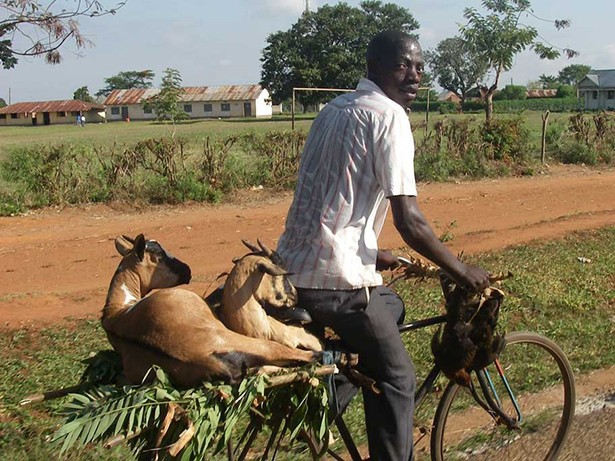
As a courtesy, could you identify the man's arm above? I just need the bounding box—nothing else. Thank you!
[389,195,490,292]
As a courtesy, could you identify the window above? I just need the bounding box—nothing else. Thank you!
[143,106,152,114]
[58,111,66,117]
[221,103,230,112]
[592,91,598,100]
[111,107,120,115]
[608,90,615,100]
[0,114,6,119]
[183,104,192,113]
[204,103,213,112]
[11,113,18,119]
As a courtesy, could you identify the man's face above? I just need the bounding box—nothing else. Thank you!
[371,39,424,109]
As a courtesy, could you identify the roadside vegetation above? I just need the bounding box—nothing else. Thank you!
[1,227,613,460]
[1,111,614,216]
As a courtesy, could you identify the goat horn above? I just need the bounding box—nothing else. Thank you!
[122,235,136,244]
[241,239,260,253]
[257,239,273,257]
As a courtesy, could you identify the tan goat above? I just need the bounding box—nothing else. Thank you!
[217,240,323,352]
[101,234,319,388]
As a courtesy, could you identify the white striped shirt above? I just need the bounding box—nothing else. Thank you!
[277,78,417,290]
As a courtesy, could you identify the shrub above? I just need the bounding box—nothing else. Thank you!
[480,117,534,161]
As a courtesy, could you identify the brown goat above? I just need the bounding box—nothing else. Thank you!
[101,234,319,388]
[218,240,323,352]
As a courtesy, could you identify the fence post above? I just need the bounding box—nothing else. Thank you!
[541,110,550,164]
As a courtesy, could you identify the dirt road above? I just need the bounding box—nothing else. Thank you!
[1,165,614,328]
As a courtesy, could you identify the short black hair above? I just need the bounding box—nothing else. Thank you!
[366,30,418,72]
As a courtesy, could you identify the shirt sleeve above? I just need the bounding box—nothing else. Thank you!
[373,108,418,198]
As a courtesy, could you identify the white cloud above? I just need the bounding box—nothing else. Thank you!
[257,0,305,15]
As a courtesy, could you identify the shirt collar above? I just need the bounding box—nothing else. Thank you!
[356,78,409,112]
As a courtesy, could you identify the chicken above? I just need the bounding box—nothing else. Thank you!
[431,272,506,387]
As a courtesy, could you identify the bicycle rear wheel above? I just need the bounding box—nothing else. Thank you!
[430,331,575,461]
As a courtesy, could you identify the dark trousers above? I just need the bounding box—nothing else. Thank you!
[297,286,415,461]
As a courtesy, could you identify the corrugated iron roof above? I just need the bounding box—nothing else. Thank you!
[578,69,615,88]
[526,89,558,98]
[0,100,105,114]
[103,85,266,105]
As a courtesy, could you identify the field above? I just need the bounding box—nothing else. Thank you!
[0,111,574,157]
[0,114,614,459]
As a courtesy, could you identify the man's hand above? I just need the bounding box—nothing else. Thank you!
[376,250,400,271]
[454,263,491,293]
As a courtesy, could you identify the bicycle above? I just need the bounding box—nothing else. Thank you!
[228,256,576,461]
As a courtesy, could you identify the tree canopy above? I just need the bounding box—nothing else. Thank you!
[96,70,155,97]
[557,64,591,85]
[260,1,419,108]
[73,86,95,103]
[144,68,187,123]
[461,0,577,121]
[494,84,527,100]
[0,0,126,69]
[425,36,489,106]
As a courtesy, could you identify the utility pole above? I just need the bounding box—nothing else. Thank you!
[304,0,310,13]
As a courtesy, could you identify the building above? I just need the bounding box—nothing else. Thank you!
[526,89,558,98]
[0,100,106,126]
[103,85,272,121]
[437,91,461,103]
[577,69,615,110]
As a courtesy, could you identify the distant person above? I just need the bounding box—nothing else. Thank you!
[76,114,81,126]
[80,114,86,127]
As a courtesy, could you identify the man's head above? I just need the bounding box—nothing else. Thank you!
[366,30,424,109]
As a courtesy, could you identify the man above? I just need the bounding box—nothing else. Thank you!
[276,31,490,460]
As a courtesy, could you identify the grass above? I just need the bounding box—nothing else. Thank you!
[0,227,613,460]
[0,111,574,161]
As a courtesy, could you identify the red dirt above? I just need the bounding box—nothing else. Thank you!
[1,164,614,329]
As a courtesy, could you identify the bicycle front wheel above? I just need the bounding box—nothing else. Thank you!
[431,331,575,461]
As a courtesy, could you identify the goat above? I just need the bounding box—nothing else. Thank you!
[217,240,323,352]
[101,234,319,388]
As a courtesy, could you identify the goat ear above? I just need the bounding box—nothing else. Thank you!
[257,260,287,276]
[115,236,133,256]
[133,234,147,261]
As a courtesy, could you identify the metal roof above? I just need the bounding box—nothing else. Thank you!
[0,100,104,114]
[526,89,557,98]
[103,85,267,105]
[578,69,615,88]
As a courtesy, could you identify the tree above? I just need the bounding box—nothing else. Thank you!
[538,74,559,89]
[461,0,577,122]
[73,86,95,103]
[494,84,527,100]
[145,68,187,123]
[557,64,591,85]
[555,84,575,98]
[425,36,489,107]
[0,0,126,69]
[96,70,155,97]
[0,97,6,107]
[260,1,419,108]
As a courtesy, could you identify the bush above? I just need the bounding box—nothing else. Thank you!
[480,117,534,161]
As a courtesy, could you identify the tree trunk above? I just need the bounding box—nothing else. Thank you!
[485,91,494,123]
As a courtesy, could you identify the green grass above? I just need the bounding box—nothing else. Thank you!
[0,116,316,161]
[0,227,613,460]
[0,111,575,161]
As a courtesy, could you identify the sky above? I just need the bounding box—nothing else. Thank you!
[1,0,614,103]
